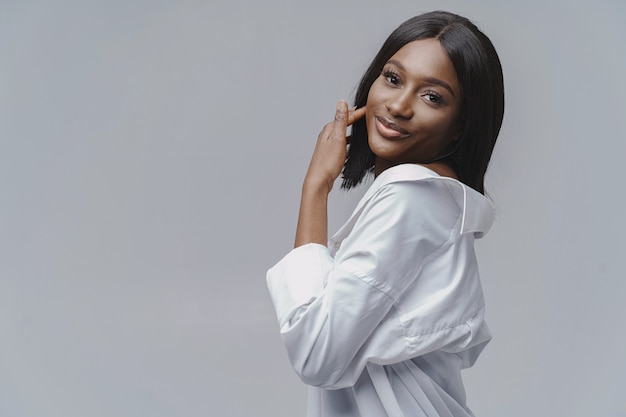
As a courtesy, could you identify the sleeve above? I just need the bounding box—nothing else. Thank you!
[266,181,462,389]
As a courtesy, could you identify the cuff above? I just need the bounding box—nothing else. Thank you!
[266,243,333,327]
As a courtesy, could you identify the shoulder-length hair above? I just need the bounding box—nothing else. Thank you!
[342,11,505,194]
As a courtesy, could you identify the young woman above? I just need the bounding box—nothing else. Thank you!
[266,10,504,417]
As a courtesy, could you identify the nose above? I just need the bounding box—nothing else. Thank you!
[386,90,414,119]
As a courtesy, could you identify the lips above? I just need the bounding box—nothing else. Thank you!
[374,116,410,139]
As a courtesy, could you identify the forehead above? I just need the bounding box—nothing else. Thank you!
[387,39,459,92]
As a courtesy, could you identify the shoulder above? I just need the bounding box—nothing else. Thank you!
[361,180,463,246]
[363,164,494,237]
[333,169,468,292]
[330,164,494,250]
[368,164,463,202]
[367,165,465,218]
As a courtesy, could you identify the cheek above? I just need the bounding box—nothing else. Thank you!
[364,85,381,132]
[420,110,459,135]
[366,80,385,106]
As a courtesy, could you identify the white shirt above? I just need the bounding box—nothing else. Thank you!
[266,164,494,417]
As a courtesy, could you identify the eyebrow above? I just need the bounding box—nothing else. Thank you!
[386,59,457,97]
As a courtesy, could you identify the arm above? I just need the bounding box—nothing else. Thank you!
[294,101,365,247]
[269,180,473,389]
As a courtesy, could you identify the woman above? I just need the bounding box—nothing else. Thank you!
[266,10,504,417]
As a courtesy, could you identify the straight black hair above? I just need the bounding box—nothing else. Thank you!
[341,11,504,194]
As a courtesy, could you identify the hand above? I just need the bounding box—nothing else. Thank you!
[294,101,366,247]
[303,100,366,194]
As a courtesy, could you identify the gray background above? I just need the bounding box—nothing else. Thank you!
[2,1,625,416]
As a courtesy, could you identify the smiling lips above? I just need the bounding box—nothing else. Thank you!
[374,116,410,139]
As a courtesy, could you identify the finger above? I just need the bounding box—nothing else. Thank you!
[348,106,366,125]
[334,100,349,125]
[329,100,350,141]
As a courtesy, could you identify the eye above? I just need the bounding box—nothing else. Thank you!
[382,70,401,86]
[423,90,444,105]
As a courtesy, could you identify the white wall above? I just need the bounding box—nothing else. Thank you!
[2,1,625,416]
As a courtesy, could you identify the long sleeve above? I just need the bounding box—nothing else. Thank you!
[267,178,481,388]
[266,163,495,396]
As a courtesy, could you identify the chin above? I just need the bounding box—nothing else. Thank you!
[368,135,407,159]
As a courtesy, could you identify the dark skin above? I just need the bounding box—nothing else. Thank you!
[295,102,365,247]
[295,39,462,248]
[366,39,463,178]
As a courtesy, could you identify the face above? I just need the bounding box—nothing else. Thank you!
[365,38,463,175]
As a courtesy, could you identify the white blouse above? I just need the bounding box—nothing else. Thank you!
[266,164,494,417]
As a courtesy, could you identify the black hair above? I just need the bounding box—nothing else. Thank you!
[341,11,504,194]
